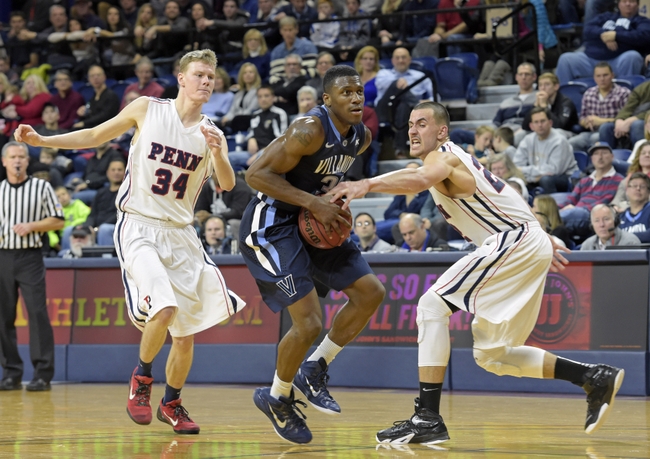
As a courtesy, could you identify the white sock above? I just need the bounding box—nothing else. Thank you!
[270,371,292,400]
[307,335,342,365]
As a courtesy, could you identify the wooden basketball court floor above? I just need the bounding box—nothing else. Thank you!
[0,384,647,459]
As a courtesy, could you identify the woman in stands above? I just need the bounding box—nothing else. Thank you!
[190,0,213,50]
[628,112,650,164]
[612,141,650,212]
[486,152,526,182]
[377,0,405,53]
[296,86,318,118]
[133,3,157,63]
[532,194,572,247]
[98,6,135,69]
[220,63,261,133]
[203,67,235,124]
[1,75,50,137]
[233,29,271,82]
[354,45,380,107]
[0,73,23,144]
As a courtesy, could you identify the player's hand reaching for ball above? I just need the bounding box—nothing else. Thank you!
[548,234,570,273]
[201,125,222,151]
[328,179,370,211]
[14,125,43,146]
[310,195,352,239]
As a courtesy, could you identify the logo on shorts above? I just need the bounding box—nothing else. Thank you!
[277,274,297,297]
[530,273,579,345]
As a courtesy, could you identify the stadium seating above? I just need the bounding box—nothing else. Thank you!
[559,81,590,115]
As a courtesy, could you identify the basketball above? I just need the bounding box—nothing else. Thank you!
[298,200,352,249]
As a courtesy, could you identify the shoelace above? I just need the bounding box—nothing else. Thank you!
[311,369,331,393]
[134,381,151,406]
[387,418,415,433]
[281,398,308,427]
[172,403,194,423]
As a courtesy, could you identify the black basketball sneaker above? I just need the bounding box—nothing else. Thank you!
[376,398,450,445]
[583,364,625,434]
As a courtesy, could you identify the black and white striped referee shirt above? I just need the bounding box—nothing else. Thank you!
[0,177,64,249]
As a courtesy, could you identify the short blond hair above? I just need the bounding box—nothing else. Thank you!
[242,29,268,58]
[538,72,559,86]
[475,125,494,137]
[179,49,218,74]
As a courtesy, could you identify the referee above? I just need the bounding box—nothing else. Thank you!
[0,142,64,392]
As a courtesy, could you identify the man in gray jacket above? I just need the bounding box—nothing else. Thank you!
[514,107,578,193]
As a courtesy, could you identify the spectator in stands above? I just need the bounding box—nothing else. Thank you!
[354,213,396,252]
[487,152,526,183]
[0,57,19,86]
[581,203,640,249]
[514,107,578,193]
[628,111,650,163]
[64,18,98,75]
[189,1,213,49]
[354,46,379,107]
[35,104,68,139]
[522,72,578,138]
[464,125,493,160]
[560,141,623,237]
[99,6,135,68]
[1,75,52,135]
[270,16,318,61]
[520,0,560,70]
[202,215,236,255]
[133,3,158,60]
[71,141,123,205]
[74,65,120,129]
[21,0,56,33]
[491,126,517,160]
[119,0,140,28]
[55,186,91,230]
[296,85,318,117]
[146,0,192,61]
[71,0,105,29]
[271,54,309,116]
[398,213,449,251]
[336,0,372,61]
[275,0,319,38]
[4,12,39,73]
[221,63,261,132]
[203,68,234,123]
[377,0,406,51]
[40,147,72,177]
[612,141,650,211]
[254,0,282,48]
[413,0,478,58]
[570,62,631,152]
[310,0,340,49]
[84,159,126,245]
[555,0,650,85]
[451,62,538,148]
[32,5,77,70]
[235,29,271,82]
[0,75,21,145]
[398,0,438,45]
[599,79,650,149]
[532,194,572,247]
[161,59,180,99]
[375,47,434,156]
[306,52,336,102]
[121,58,164,109]
[198,0,250,56]
[50,70,85,130]
[59,224,95,258]
[618,171,650,241]
[194,175,253,239]
[229,85,289,170]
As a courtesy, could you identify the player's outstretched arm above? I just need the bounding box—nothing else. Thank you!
[15,97,148,150]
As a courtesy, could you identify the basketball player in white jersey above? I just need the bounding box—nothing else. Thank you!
[330,102,624,444]
[14,49,245,435]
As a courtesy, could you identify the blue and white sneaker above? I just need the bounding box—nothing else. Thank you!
[253,387,312,444]
[293,358,341,415]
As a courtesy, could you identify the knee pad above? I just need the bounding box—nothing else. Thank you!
[417,291,452,367]
[473,345,545,379]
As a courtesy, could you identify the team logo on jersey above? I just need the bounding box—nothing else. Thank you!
[530,273,580,345]
[276,275,297,297]
[147,142,203,171]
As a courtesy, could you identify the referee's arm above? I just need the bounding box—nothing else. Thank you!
[13,216,65,237]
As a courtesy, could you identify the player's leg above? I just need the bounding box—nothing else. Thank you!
[253,290,321,444]
[156,334,200,434]
[376,289,451,445]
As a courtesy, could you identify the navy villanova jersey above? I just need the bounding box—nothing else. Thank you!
[258,105,366,211]
[240,104,372,312]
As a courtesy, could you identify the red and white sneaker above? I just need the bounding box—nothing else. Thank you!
[157,399,200,434]
[126,367,153,425]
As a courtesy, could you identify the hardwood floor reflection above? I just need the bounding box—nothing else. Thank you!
[0,384,646,458]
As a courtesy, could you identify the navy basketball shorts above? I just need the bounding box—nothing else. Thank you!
[239,198,374,312]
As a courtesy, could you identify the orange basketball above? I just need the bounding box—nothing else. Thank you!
[298,200,352,249]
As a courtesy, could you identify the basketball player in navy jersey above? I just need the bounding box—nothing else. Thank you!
[330,102,624,444]
[15,50,245,435]
[239,65,385,444]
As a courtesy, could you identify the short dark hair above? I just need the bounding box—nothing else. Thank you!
[494,126,514,146]
[10,11,26,21]
[355,212,376,226]
[529,106,551,119]
[413,101,450,129]
[257,84,274,95]
[594,61,613,73]
[323,65,360,94]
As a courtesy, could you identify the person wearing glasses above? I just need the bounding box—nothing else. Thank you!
[354,212,395,252]
[619,172,650,241]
